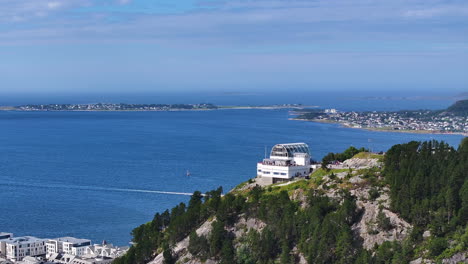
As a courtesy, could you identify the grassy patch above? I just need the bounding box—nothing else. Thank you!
[310,168,350,178]
[268,180,309,195]
[352,152,384,161]
[230,179,255,195]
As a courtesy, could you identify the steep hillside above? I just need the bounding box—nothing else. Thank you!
[445,99,468,116]
[114,139,468,264]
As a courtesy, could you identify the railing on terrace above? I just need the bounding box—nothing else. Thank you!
[258,162,304,167]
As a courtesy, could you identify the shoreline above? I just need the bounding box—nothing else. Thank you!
[218,105,318,110]
[290,118,468,136]
[0,109,216,112]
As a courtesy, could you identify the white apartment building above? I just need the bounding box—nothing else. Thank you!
[0,236,46,261]
[46,238,91,257]
[257,143,312,184]
[0,232,14,258]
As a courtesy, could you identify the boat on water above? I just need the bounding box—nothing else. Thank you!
[186,170,191,176]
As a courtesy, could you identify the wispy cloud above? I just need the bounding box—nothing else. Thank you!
[117,0,132,5]
[404,7,468,18]
[1,1,466,52]
[0,0,91,23]
[0,0,467,93]
[47,1,63,10]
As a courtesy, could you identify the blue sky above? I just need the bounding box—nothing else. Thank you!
[0,0,467,94]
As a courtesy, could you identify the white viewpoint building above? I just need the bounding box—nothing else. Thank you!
[257,143,312,184]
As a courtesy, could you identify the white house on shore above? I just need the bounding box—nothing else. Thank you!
[257,143,312,185]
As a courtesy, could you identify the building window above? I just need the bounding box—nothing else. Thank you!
[273,172,279,175]
[280,173,287,175]
[264,171,270,174]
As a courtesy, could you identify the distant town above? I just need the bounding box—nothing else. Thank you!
[294,99,468,135]
[4,103,218,111]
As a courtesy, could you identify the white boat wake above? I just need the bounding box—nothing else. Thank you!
[1,181,197,196]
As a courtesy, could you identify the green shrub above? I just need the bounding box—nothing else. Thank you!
[377,210,393,231]
[428,237,448,257]
[369,188,380,201]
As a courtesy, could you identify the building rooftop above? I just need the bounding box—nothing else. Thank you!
[0,236,45,245]
[49,237,90,244]
[270,143,310,158]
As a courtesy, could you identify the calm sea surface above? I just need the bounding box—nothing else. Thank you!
[0,100,465,245]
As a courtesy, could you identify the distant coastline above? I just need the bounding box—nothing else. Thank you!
[0,103,318,112]
[289,99,468,136]
[291,118,468,136]
[218,105,318,110]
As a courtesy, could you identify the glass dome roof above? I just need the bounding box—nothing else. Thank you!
[270,143,310,158]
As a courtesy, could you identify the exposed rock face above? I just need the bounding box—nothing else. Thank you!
[342,158,381,169]
[291,247,307,264]
[150,216,267,264]
[441,252,467,263]
[409,252,468,264]
[351,186,412,250]
[290,188,308,208]
[149,219,214,264]
[423,230,431,239]
[409,257,427,264]
[229,216,266,238]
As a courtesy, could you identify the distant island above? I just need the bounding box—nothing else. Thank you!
[0,103,218,111]
[293,99,468,135]
[0,103,314,111]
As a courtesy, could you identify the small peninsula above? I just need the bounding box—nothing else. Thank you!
[293,99,468,135]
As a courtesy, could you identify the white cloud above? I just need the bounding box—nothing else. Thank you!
[117,0,132,4]
[404,6,468,18]
[0,0,89,23]
[47,1,63,10]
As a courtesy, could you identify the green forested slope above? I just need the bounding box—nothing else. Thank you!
[114,138,468,264]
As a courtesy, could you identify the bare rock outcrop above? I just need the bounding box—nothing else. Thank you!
[409,251,467,264]
[150,215,267,264]
[342,158,381,169]
[290,188,308,208]
[149,219,214,264]
[229,216,266,238]
[441,252,467,263]
[351,190,411,250]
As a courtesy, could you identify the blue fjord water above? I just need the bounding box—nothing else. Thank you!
[0,108,464,245]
